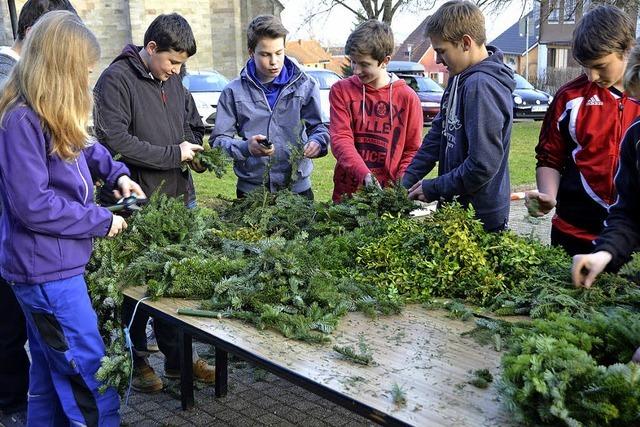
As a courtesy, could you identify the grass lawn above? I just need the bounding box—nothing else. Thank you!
[193,121,542,203]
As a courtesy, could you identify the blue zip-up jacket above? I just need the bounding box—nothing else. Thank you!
[212,57,329,194]
[0,106,129,284]
[402,47,515,231]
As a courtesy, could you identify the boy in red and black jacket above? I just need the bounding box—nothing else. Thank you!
[526,5,640,256]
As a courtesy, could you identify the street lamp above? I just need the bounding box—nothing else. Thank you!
[519,15,532,81]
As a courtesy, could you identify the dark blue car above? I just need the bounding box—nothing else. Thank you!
[513,73,553,120]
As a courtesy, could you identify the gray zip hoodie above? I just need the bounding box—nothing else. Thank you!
[212,57,329,194]
[0,47,18,87]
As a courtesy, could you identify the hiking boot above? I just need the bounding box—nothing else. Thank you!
[132,363,163,393]
[165,358,215,384]
[145,331,159,353]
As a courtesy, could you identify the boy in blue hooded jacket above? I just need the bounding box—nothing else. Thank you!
[212,15,329,199]
[402,0,515,232]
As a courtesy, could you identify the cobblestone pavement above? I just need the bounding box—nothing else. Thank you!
[508,198,553,244]
[1,200,553,427]
[122,345,374,427]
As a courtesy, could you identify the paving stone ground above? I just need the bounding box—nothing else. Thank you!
[120,344,374,427]
[0,199,553,427]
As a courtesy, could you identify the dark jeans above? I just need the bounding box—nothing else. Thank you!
[0,277,29,410]
[236,187,314,201]
[122,306,180,370]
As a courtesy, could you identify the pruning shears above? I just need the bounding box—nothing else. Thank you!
[106,194,147,213]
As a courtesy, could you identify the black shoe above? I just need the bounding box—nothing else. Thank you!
[0,407,27,427]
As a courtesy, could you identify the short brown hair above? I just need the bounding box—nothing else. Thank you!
[345,20,394,64]
[426,0,486,45]
[247,15,288,51]
[573,5,634,63]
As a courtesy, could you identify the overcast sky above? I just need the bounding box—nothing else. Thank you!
[280,0,532,49]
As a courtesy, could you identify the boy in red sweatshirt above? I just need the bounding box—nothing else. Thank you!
[330,20,422,202]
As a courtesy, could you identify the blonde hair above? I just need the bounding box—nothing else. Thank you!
[624,45,640,97]
[426,0,486,45]
[0,10,100,161]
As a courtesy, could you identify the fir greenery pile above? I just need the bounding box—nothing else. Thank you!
[85,187,640,426]
[502,309,640,426]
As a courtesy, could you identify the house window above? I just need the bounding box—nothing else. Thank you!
[548,0,559,22]
[564,0,576,22]
[548,47,568,68]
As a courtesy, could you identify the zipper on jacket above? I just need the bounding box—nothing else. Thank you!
[610,97,624,199]
[158,80,178,149]
[243,69,305,190]
[75,159,89,204]
[609,98,625,201]
[160,85,167,105]
[244,70,304,140]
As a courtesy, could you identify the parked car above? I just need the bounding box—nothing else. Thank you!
[396,74,444,124]
[512,73,553,120]
[182,70,230,128]
[388,61,425,76]
[304,68,342,123]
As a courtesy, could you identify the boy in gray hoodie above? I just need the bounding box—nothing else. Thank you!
[212,15,329,199]
[402,0,515,231]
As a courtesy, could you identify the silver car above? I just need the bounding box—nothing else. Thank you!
[303,68,342,124]
[182,70,230,128]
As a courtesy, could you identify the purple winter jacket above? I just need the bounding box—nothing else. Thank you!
[0,105,129,284]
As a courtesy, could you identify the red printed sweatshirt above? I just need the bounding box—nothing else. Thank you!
[329,75,422,202]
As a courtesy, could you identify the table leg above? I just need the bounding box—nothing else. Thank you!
[179,330,194,410]
[215,347,228,397]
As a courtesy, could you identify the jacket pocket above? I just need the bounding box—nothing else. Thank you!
[234,156,266,184]
[33,234,64,279]
[296,158,313,179]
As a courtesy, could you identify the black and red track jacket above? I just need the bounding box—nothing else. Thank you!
[535,74,640,243]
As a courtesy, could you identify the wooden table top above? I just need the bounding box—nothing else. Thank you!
[124,286,516,426]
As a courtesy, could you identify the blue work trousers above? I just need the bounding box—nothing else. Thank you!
[11,275,120,427]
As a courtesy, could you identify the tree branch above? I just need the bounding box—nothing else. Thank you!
[332,0,369,21]
[358,0,375,17]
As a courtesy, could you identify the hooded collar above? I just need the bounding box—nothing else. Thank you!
[245,55,296,93]
[454,46,514,89]
[112,44,156,81]
[0,46,20,62]
[443,46,514,147]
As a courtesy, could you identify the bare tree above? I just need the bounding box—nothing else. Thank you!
[301,0,438,26]
[299,0,640,27]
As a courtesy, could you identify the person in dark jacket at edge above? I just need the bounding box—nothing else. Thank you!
[0,0,77,418]
[401,0,515,232]
[93,13,214,394]
[572,43,640,364]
